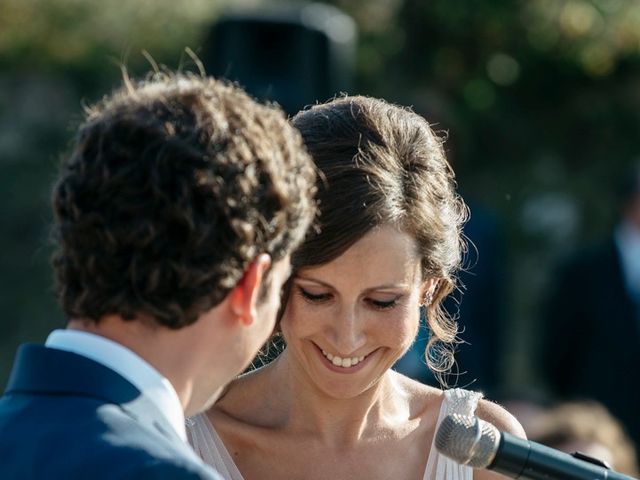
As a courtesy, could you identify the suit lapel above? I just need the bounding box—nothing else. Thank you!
[119,388,191,450]
[5,344,186,448]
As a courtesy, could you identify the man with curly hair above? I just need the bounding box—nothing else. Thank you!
[0,73,316,479]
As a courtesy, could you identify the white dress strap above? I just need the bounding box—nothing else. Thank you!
[186,414,245,480]
[424,388,483,480]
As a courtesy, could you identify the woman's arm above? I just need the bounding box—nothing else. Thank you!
[473,399,527,480]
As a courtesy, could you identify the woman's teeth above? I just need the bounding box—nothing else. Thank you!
[321,349,365,368]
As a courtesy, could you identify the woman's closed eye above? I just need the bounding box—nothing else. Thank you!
[296,285,402,310]
[367,297,400,310]
[297,286,332,303]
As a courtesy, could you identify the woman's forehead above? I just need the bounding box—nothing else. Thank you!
[298,226,422,286]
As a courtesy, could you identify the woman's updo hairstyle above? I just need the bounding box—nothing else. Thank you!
[290,96,468,375]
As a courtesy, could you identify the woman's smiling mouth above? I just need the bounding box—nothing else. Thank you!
[321,349,365,368]
[313,343,377,373]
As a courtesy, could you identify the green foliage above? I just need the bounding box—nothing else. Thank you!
[524,0,640,76]
[0,0,222,88]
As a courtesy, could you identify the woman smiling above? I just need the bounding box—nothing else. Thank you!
[187,96,524,480]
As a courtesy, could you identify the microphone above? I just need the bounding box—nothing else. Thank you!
[435,414,637,480]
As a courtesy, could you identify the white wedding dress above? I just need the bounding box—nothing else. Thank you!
[187,388,481,480]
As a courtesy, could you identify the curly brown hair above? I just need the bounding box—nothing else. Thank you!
[290,95,467,375]
[52,73,316,329]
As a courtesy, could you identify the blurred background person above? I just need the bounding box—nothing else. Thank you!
[538,163,640,448]
[530,400,639,478]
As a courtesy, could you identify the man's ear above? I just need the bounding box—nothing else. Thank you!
[229,254,272,326]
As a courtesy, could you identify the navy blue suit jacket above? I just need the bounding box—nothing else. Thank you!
[0,344,222,479]
[541,237,640,448]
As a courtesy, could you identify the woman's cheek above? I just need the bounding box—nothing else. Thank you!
[378,309,421,345]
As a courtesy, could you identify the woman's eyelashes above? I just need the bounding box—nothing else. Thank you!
[297,286,331,303]
[367,298,399,310]
[296,285,401,310]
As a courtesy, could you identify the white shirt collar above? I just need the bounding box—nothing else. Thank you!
[45,329,187,442]
[614,220,640,300]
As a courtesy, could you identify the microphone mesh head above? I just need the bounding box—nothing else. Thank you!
[435,414,500,468]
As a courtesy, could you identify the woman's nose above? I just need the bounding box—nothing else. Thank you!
[330,307,366,354]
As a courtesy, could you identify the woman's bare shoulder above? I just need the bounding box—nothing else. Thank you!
[388,370,444,417]
[476,398,526,438]
[387,375,524,437]
[473,399,526,480]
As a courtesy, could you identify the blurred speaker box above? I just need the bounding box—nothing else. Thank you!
[202,3,356,115]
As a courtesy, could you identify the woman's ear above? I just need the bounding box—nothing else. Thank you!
[419,278,440,307]
[229,254,272,326]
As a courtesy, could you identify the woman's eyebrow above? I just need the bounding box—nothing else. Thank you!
[295,275,410,292]
[362,284,411,294]
[294,275,333,288]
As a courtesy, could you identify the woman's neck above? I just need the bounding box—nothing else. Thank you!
[266,349,409,448]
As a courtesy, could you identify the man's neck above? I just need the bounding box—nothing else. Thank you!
[67,300,247,418]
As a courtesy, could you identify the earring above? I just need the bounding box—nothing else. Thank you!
[421,290,434,307]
